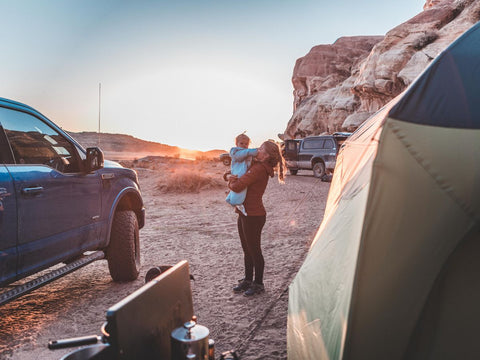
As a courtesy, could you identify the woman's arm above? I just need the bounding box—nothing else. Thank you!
[228,163,263,192]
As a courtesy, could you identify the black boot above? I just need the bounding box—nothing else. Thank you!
[244,282,265,296]
[233,279,252,293]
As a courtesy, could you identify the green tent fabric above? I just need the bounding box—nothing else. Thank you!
[288,22,480,360]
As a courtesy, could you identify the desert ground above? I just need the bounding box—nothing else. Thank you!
[0,157,330,360]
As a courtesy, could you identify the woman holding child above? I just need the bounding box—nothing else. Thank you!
[226,137,286,296]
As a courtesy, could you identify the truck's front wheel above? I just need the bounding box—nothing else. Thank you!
[313,162,325,178]
[107,210,140,281]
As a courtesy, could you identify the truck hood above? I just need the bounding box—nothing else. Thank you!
[104,159,123,168]
[102,159,139,185]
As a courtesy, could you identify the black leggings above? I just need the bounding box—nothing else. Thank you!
[237,214,266,284]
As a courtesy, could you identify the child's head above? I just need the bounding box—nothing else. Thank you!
[235,133,250,148]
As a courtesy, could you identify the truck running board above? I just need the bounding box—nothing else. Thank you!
[0,251,105,306]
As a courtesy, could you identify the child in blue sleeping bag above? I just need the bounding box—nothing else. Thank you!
[225,133,258,216]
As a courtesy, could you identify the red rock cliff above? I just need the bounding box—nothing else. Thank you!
[284,0,480,139]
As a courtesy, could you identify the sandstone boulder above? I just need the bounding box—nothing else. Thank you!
[284,0,480,139]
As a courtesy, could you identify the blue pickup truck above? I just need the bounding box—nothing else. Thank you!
[0,97,144,297]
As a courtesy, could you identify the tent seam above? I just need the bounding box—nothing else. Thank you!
[389,119,478,222]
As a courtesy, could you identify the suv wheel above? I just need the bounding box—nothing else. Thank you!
[313,162,325,178]
[107,210,140,281]
[289,169,298,175]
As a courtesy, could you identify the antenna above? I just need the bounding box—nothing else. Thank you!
[98,82,101,147]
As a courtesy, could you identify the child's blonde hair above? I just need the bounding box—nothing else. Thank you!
[235,133,250,146]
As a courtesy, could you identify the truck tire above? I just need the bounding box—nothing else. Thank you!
[107,210,140,281]
[313,162,325,178]
[289,169,298,175]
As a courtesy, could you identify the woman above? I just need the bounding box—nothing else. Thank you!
[227,140,286,296]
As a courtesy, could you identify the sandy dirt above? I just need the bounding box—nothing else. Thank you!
[0,158,329,360]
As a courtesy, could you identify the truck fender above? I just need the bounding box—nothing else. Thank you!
[104,187,145,247]
[311,157,325,166]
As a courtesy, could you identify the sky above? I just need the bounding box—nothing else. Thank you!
[0,0,423,151]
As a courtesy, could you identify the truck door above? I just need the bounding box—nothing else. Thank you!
[0,107,102,277]
[299,138,324,169]
[322,138,337,170]
[284,140,299,160]
[0,128,17,284]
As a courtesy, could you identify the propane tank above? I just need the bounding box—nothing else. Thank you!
[171,316,209,360]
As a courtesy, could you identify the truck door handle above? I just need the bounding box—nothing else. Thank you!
[21,186,44,196]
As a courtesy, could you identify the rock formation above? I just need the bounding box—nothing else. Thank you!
[284,0,480,139]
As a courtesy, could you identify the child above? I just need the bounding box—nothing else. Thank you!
[225,133,258,216]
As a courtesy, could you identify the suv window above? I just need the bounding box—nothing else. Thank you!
[323,139,334,149]
[286,141,297,151]
[303,139,324,149]
[0,107,80,173]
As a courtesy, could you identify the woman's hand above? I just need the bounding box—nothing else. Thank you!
[223,171,238,182]
[227,174,239,191]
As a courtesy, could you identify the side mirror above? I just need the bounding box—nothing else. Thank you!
[85,147,104,173]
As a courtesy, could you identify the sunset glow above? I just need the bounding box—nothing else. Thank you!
[0,0,422,151]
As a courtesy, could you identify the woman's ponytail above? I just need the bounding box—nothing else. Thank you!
[262,141,286,184]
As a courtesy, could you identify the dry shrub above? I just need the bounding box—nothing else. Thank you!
[135,161,157,169]
[119,160,134,168]
[156,169,225,193]
[194,155,208,161]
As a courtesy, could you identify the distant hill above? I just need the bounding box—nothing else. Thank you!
[68,131,226,160]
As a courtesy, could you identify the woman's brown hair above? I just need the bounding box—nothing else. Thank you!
[262,141,286,183]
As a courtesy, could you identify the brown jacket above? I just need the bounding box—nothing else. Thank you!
[228,161,274,216]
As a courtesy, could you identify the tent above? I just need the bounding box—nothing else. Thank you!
[287,21,480,360]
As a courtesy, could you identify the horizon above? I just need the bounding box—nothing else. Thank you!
[69,129,229,153]
[0,0,423,152]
